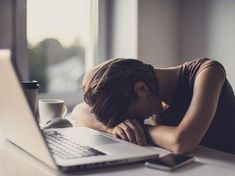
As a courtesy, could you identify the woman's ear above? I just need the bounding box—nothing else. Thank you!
[134,81,150,99]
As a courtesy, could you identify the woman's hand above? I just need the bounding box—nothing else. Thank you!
[109,119,147,146]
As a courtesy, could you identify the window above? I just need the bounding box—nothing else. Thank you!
[26,0,107,107]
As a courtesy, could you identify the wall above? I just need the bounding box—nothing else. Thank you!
[180,0,235,88]
[180,0,210,61]
[138,0,235,88]
[0,0,27,80]
[0,0,13,49]
[138,0,180,67]
[108,0,138,59]
[206,0,235,88]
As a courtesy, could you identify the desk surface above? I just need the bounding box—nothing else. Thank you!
[0,134,235,176]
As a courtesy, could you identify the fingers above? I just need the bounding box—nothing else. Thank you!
[112,122,137,144]
[130,119,147,146]
[119,123,137,144]
[111,118,147,146]
[123,120,140,145]
[113,126,128,141]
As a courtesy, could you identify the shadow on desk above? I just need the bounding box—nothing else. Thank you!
[1,139,235,176]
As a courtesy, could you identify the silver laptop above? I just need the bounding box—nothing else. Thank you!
[0,49,159,172]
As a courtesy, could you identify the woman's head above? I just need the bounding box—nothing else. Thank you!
[82,58,160,128]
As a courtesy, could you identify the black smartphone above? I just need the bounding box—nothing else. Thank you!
[145,153,195,171]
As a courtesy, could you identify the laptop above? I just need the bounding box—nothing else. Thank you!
[0,49,159,172]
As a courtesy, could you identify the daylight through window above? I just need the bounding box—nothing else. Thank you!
[27,0,90,94]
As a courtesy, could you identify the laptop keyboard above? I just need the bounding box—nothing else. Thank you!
[45,131,105,159]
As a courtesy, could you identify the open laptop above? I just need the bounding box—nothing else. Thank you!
[0,49,159,172]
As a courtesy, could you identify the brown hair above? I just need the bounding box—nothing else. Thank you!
[82,58,159,128]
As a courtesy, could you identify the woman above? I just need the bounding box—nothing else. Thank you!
[71,58,235,154]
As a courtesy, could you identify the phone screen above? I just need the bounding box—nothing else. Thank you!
[145,153,194,170]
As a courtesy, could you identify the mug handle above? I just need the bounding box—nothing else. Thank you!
[62,105,68,118]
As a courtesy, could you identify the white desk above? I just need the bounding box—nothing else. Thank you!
[0,134,234,176]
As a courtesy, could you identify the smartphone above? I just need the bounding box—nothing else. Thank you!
[145,153,195,171]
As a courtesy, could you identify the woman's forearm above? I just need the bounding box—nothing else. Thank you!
[145,125,186,154]
[71,102,110,133]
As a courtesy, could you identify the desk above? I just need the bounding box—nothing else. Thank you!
[0,134,234,176]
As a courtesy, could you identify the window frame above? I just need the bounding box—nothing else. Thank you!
[16,0,109,110]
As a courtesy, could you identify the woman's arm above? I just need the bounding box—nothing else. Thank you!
[71,102,146,145]
[145,65,226,154]
[70,102,110,133]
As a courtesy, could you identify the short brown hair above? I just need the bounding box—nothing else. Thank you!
[82,58,159,128]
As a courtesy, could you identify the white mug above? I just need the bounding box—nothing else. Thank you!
[38,99,67,127]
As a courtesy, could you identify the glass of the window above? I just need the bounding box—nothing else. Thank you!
[27,0,90,95]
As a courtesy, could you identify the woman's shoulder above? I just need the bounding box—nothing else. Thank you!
[178,58,226,86]
[183,58,226,73]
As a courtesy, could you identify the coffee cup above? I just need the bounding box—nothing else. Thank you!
[38,99,67,127]
[22,80,40,114]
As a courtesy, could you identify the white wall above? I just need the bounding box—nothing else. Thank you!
[180,0,235,88]
[137,0,235,88]
[138,0,180,67]
[180,0,209,61]
[206,0,235,88]
[109,0,138,59]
